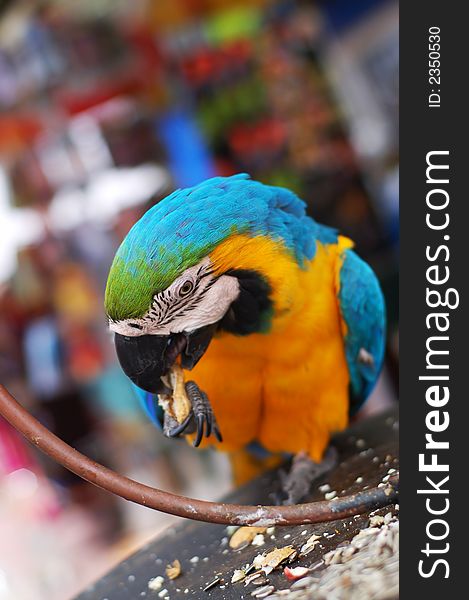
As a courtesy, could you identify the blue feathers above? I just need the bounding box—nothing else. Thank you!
[117,174,337,293]
[131,383,164,428]
[338,249,386,413]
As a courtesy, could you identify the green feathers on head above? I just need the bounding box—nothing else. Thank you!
[105,242,211,321]
[105,253,155,322]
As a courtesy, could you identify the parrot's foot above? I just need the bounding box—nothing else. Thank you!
[164,381,223,447]
[278,447,338,505]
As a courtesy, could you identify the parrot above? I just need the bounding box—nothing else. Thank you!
[105,174,385,503]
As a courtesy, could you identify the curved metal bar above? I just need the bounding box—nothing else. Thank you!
[0,384,398,526]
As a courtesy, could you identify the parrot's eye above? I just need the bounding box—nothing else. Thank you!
[179,280,194,296]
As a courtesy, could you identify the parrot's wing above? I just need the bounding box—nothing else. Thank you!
[131,384,164,428]
[337,249,386,414]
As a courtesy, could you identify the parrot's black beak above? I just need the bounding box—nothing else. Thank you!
[114,323,217,394]
[114,333,175,394]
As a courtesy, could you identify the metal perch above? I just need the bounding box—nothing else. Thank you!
[0,384,398,526]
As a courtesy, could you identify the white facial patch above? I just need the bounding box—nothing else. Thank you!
[109,257,240,336]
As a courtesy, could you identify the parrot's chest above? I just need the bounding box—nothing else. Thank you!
[189,305,350,455]
[188,240,352,456]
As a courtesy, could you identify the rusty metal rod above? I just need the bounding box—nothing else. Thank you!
[0,384,398,526]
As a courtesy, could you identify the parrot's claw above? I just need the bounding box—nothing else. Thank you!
[185,381,223,447]
[163,381,222,447]
[278,447,338,505]
[165,413,193,438]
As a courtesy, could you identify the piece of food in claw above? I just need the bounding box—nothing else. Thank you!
[158,364,191,424]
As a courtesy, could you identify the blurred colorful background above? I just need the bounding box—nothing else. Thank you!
[0,1,398,598]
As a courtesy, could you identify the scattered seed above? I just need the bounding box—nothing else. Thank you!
[325,490,337,500]
[319,484,331,493]
[203,577,220,591]
[231,569,246,584]
[148,576,164,591]
[230,527,267,549]
[300,534,321,555]
[166,560,181,580]
[252,534,266,547]
[284,566,310,581]
[254,546,296,572]
[251,585,275,598]
[245,572,264,586]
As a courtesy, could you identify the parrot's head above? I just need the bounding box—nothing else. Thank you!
[105,174,336,394]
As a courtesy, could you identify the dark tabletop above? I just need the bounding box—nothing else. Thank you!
[76,407,399,600]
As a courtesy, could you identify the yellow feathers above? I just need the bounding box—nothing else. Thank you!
[210,233,300,317]
[187,234,354,463]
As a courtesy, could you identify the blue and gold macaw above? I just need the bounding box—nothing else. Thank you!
[105,175,385,498]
